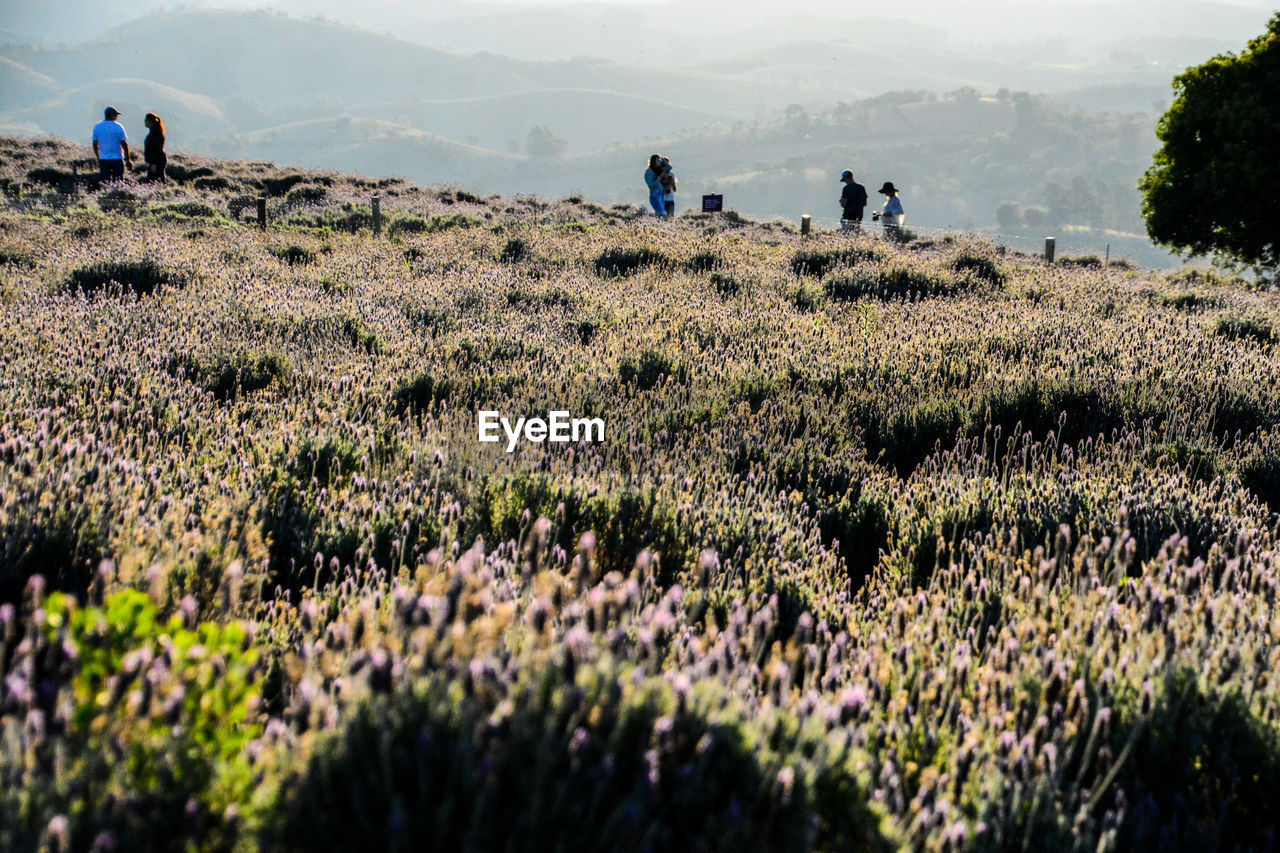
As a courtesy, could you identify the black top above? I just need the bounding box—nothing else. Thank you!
[145,128,166,165]
[841,181,867,216]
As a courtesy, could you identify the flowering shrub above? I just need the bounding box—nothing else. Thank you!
[2,136,1280,850]
[67,258,185,297]
[1,588,265,852]
[277,659,894,852]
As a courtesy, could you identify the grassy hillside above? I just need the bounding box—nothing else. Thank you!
[2,135,1280,851]
[0,8,1178,255]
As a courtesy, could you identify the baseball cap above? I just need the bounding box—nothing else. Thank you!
[104,106,119,118]
[840,170,852,180]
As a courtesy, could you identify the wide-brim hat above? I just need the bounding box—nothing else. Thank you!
[878,182,897,195]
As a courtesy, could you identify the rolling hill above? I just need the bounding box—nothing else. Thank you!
[0,7,1199,262]
[9,78,232,144]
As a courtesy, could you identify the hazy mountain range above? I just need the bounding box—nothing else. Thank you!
[2,2,1272,265]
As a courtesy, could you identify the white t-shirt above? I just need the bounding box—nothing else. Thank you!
[92,120,128,160]
[881,195,904,225]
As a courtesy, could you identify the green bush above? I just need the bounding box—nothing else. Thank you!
[387,213,477,237]
[950,252,1006,285]
[790,284,822,312]
[385,213,430,236]
[1215,315,1276,346]
[391,372,454,416]
[171,351,289,402]
[709,271,741,296]
[1058,255,1104,268]
[1114,670,1280,851]
[195,176,234,192]
[790,246,882,277]
[67,259,182,297]
[260,173,308,197]
[0,590,262,852]
[686,252,721,273]
[0,496,110,604]
[165,164,216,183]
[619,349,679,390]
[823,266,955,302]
[594,247,668,277]
[161,201,224,220]
[272,244,317,266]
[0,247,35,268]
[285,184,327,205]
[1157,290,1221,311]
[97,188,139,214]
[274,661,893,853]
[25,167,77,189]
[499,237,529,263]
[227,194,258,221]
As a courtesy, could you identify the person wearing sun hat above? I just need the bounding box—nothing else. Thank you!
[91,106,131,182]
[838,169,867,232]
[873,181,904,233]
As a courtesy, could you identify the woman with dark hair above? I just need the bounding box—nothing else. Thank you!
[142,113,166,183]
[644,154,666,217]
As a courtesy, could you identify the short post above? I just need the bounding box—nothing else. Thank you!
[1044,237,1056,264]
[257,197,268,230]
[1105,243,1110,267]
[372,195,382,236]
[801,214,811,237]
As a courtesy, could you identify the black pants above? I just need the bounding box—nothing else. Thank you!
[98,159,125,181]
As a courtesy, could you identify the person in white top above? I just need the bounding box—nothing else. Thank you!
[660,157,677,218]
[92,107,131,182]
[873,181,905,233]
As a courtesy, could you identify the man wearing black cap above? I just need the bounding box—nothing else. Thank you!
[839,170,867,232]
[92,107,131,181]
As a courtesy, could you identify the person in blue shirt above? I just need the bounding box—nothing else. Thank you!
[91,107,131,182]
[644,154,667,217]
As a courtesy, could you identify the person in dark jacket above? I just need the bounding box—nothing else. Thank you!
[142,113,166,183]
[839,169,868,231]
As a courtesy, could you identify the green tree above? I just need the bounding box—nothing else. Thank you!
[1139,14,1280,273]
[995,201,1022,231]
[525,125,567,160]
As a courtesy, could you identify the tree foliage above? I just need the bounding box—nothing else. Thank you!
[1140,14,1280,272]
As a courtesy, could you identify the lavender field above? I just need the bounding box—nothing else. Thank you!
[2,136,1280,852]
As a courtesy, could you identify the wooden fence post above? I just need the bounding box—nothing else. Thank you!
[257,197,268,230]
[372,195,382,236]
[801,214,811,237]
[1044,237,1055,264]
